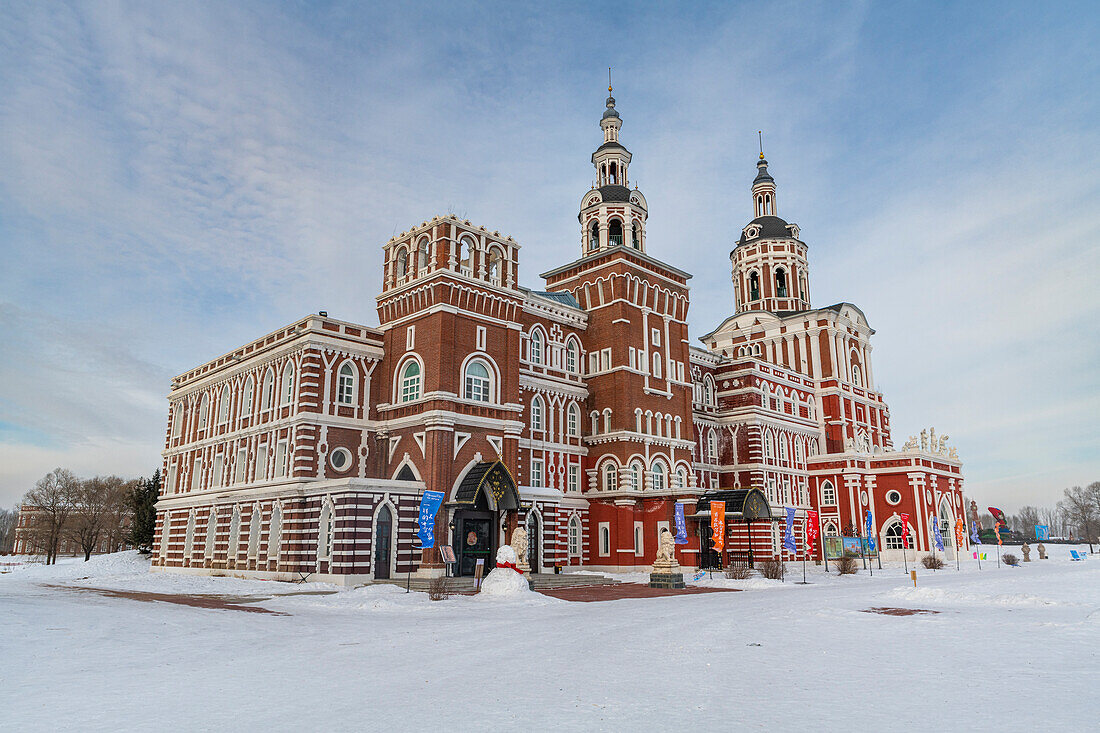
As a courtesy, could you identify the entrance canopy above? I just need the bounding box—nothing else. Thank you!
[693,488,772,520]
[453,461,520,511]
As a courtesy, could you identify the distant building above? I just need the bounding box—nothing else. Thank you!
[152,91,965,584]
[12,505,131,556]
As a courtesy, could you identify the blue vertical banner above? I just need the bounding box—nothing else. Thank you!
[931,514,944,551]
[864,510,877,551]
[971,521,982,545]
[783,507,797,552]
[416,490,445,548]
[673,502,688,545]
[1035,525,1050,541]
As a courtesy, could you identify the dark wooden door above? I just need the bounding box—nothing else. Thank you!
[526,513,539,572]
[375,505,392,579]
[456,513,493,576]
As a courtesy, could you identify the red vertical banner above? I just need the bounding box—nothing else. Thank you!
[805,509,819,554]
[710,501,725,553]
[900,513,910,549]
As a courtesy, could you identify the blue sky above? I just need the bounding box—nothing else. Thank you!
[1,1,1097,512]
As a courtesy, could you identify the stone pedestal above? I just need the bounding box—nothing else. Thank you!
[649,571,686,589]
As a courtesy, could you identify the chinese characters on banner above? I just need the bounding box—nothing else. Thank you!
[416,490,445,548]
[673,503,688,545]
[899,513,911,549]
[710,501,725,553]
[865,509,877,551]
[783,507,797,552]
[805,509,819,555]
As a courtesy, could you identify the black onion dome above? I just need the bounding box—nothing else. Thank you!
[596,184,631,202]
[754,158,774,184]
[738,215,794,244]
[602,95,620,120]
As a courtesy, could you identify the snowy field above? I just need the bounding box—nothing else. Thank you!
[2,548,1098,731]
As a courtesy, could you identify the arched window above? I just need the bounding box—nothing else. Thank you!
[765,432,775,462]
[247,505,261,559]
[708,431,718,463]
[268,505,282,562]
[464,360,491,402]
[676,467,688,488]
[317,501,334,561]
[529,330,544,365]
[608,219,623,247]
[567,403,580,437]
[457,237,473,274]
[631,222,640,249]
[589,221,599,251]
[602,461,618,491]
[417,238,430,271]
[806,398,815,420]
[218,385,231,424]
[337,363,356,405]
[775,268,788,298]
[171,403,184,438]
[652,352,662,379]
[530,395,544,432]
[779,435,789,463]
[703,378,714,406]
[399,360,421,403]
[565,339,578,374]
[609,161,617,185]
[395,247,408,279]
[630,461,644,491]
[280,362,295,406]
[567,516,581,557]
[749,271,761,301]
[651,461,667,491]
[261,369,275,410]
[824,520,840,537]
[794,439,804,465]
[851,364,863,387]
[821,481,837,505]
[487,248,503,285]
[884,520,908,550]
[634,525,643,555]
[198,394,210,431]
[240,377,254,420]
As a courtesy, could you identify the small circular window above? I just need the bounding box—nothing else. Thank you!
[860,491,868,505]
[886,490,902,505]
[329,447,353,472]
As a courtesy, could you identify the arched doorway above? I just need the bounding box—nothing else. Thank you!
[451,461,520,577]
[526,512,540,573]
[375,505,393,579]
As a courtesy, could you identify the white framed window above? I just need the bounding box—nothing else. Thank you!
[256,444,268,481]
[651,461,667,491]
[630,461,644,491]
[274,440,288,478]
[598,523,611,556]
[652,352,661,379]
[476,326,486,351]
[395,247,408,279]
[651,328,661,347]
[261,369,274,410]
[602,462,617,491]
[568,516,581,556]
[406,325,415,350]
[708,431,718,463]
[190,458,202,492]
[464,359,491,402]
[337,363,356,405]
[218,385,231,424]
[240,377,254,420]
[212,454,224,487]
[171,403,183,438]
[634,522,644,556]
[318,502,334,560]
[822,481,837,506]
[530,395,544,432]
[568,464,580,493]
[589,353,599,374]
[399,360,421,403]
[487,247,503,285]
[628,347,637,370]
[234,448,248,483]
[166,465,178,494]
[329,447,353,473]
[417,237,431,271]
[601,348,610,371]
[280,362,295,406]
[268,506,282,562]
[567,403,579,437]
[565,339,578,373]
[530,329,544,364]
[676,467,688,489]
[198,394,210,431]
[530,458,544,488]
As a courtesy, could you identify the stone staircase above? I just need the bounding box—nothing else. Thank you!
[373,572,620,593]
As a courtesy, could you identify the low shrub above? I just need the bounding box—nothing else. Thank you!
[834,553,859,575]
[921,554,946,570]
[724,561,752,580]
[758,558,786,580]
[1003,553,1019,566]
[428,575,451,601]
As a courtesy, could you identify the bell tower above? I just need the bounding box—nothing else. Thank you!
[578,81,649,256]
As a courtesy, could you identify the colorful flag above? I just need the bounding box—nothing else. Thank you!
[865,510,877,552]
[996,520,1005,546]
[416,490,445,548]
[673,502,688,545]
[806,509,819,554]
[971,521,982,545]
[931,514,944,551]
[900,513,910,549]
[710,501,725,553]
[783,507,797,552]
[987,506,1007,525]
[954,517,966,548]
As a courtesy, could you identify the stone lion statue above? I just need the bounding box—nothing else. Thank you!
[510,525,528,567]
[654,528,677,569]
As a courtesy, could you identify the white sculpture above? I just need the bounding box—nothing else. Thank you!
[479,545,531,596]
[920,429,928,451]
[511,525,530,574]
[938,435,950,454]
[929,428,937,453]
[948,447,958,460]
[902,436,918,451]
[844,437,855,452]
[653,529,679,572]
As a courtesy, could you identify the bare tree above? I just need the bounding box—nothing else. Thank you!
[22,468,79,564]
[1015,506,1041,539]
[103,477,134,553]
[1059,486,1096,553]
[0,508,17,554]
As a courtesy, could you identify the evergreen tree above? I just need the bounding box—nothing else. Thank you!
[127,469,160,553]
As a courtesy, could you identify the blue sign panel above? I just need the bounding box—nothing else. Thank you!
[416,490,445,548]
[674,502,688,545]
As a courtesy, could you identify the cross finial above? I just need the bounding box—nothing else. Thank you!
[758,131,764,159]
[608,67,613,93]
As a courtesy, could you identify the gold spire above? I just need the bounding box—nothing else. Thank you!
[608,67,613,93]
[758,131,764,159]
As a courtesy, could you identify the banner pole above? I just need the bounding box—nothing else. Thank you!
[407,483,426,593]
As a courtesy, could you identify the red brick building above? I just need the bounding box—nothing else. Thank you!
[152,92,964,583]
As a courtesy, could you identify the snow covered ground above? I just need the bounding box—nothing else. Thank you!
[2,547,1098,731]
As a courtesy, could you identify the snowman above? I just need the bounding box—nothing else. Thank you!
[479,544,531,595]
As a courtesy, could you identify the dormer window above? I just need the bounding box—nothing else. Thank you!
[745,225,759,239]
